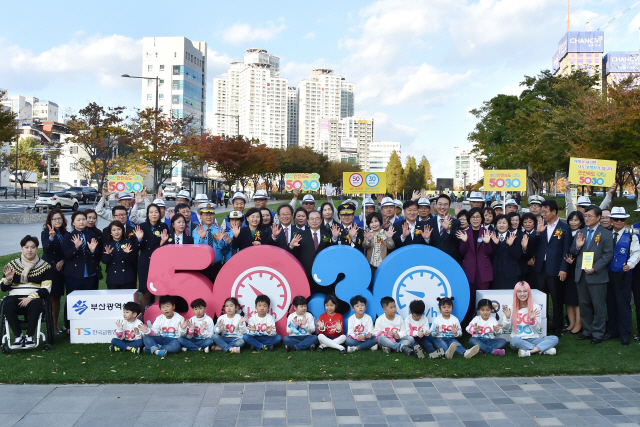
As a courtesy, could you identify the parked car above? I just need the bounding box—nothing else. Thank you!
[0,186,15,195]
[164,185,179,200]
[34,192,79,212]
[64,186,99,204]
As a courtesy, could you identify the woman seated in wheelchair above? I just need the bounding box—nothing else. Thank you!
[2,235,52,348]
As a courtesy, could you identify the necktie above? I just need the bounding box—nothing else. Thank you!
[284,226,289,243]
[313,232,319,250]
[439,218,445,237]
[500,234,505,242]
[614,232,618,246]
[81,233,90,258]
[207,228,213,246]
[176,236,181,244]
[587,229,594,247]
[56,232,63,244]
[115,242,121,251]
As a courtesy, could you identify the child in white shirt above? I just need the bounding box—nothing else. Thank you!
[345,295,377,352]
[110,302,144,354]
[283,296,319,352]
[212,297,248,353]
[242,295,282,351]
[429,297,479,359]
[178,298,215,353]
[405,300,445,359]
[140,295,187,357]
[374,297,415,356]
[466,299,507,356]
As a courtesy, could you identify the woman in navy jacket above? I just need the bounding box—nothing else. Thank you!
[134,203,169,309]
[102,221,138,290]
[62,211,100,329]
[41,208,67,334]
[490,214,523,290]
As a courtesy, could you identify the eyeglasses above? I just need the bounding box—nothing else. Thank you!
[612,218,626,222]
[51,217,63,222]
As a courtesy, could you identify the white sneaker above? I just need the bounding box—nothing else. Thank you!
[13,335,23,346]
[445,342,457,359]
[464,345,480,359]
[204,346,210,354]
[542,348,556,356]
[347,346,357,353]
[518,349,531,357]
[371,344,378,351]
[382,346,391,354]
[181,347,188,352]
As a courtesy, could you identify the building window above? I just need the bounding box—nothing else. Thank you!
[174,52,176,57]
[159,94,164,99]
[160,65,164,71]
[147,94,153,101]
[159,79,164,86]
[148,65,153,72]
[147,79,154,86]
[70,163,76,171]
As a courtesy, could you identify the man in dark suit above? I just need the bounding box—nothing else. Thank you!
[532,199,572,337]
[103,206,135,237]
[393,200,426,248]
[425,194,460,261]
[269,204,296,249]
[570,205,614,344]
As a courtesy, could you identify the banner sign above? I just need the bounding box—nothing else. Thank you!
[107,174,144,193]
[483,170,526,191]
[340,137,358,153]
[343,172,386,194]
[552,51,560,74]
[568,157,617,187]
[605,52,640,74]
[284,173,320,191]
[558,31,604,60]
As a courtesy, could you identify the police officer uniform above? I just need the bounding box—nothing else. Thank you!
[337,202,364,253]
[607,207,640,345]
[193,203,227,284]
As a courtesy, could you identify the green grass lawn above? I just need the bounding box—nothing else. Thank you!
[3,201,640,384]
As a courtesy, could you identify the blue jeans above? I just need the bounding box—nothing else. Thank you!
[376,335,415,352]
[413,336,437,353]
[178,337,214,351]
[143,335,182,354]
[242,334,282,350]
[433,337,465,355]
[283,335,319,350]
[212,335,245,352]
[345,336,377,350]
[469,337,507,354]
[510,336,558,354]
[111,338,143,351]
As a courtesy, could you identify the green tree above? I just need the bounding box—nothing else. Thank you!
[385,150,404,197]
[0,89,17,173]
[9,137,42,190]
[418,156,434,190]
[403,155,423,195]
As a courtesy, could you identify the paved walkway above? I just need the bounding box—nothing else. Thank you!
[3,375,640,427]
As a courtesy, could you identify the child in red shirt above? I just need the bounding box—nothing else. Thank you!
[316,295,346,353]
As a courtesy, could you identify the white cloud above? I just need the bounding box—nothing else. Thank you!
[500,81,524,97]
[417,115,437,122]
[221,22,286,45]
[303,32,315,40]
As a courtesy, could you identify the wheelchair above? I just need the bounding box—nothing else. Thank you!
[0,297,55,354]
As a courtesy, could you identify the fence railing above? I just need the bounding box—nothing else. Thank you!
[1,188,44,199]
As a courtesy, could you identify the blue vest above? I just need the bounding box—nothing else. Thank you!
[610,231,631,273]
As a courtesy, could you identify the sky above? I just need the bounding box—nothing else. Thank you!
[2,0,640,179]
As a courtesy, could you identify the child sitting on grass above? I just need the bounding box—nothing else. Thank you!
[430,296,479,359]
[242,295,282,351]
[178,298,215,353]
[110,302,144,354]
[345,295,377,353]
[212,297,248,353]
[140,295,186,357]
[405,300,444,359]
[374,296,415,356]
[466,299,507,356]
[284,296,319,352]
[316,295,346,353]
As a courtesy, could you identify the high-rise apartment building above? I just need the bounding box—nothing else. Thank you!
[340,80,354,119]
[552,31,604,89]
[454,146,483,190]
[368,141,401,172]
[0,95,58,124]
[213,49,288,148]
[287,87,299,147]
[315,116,373,170]
[298,69,354,148]
[141,37,207,129]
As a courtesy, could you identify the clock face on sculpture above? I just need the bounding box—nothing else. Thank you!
[393,266,451,318]
[231,266,290,320]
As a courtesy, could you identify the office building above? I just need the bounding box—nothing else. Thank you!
[552,31,604,89]
[141,37,207,129]
[287,87,299,147]
[454,146,483,189]
[213,49,288,148]
[368,141,401,172]
[298,69,354,148]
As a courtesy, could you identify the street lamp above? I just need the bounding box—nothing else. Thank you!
[122,74,159,112]
[215,113,240,137]
[462,172,467,200]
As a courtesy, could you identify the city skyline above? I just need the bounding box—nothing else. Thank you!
[2,1,640,180]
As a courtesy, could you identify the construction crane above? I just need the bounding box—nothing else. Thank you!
[597,1,640,31]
